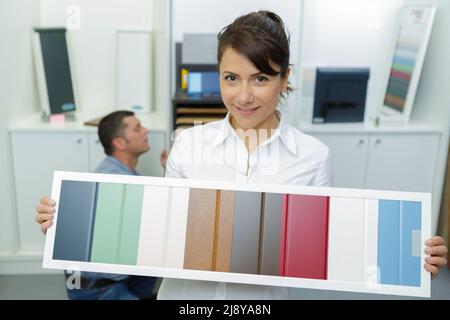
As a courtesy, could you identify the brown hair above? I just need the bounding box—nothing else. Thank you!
[98,110,134,155]
[217,10,293,94]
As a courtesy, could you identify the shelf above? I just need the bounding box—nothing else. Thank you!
[9,110,168,133]
[172,91,226,129]
[176,107,227,115]
[176,116,224,125]
[297,120,442,134]
[173,92,223,105]
[179,63,218,72]
[172,43,225,130]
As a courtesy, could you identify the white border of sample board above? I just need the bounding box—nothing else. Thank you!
[43,171,431,298]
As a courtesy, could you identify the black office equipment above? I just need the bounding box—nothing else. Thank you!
[172,42,226,130]
[186,71,220,97]
[33,28,77,116]
[312,68,370,123]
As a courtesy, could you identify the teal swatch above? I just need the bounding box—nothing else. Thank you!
[90,183,124,263]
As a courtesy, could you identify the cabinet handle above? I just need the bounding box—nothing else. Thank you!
[77,138,82,144]
[358,139,365,145]
[375,139,381,145]
[95,139,100,144]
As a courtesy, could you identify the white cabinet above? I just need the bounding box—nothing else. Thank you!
[365,133,439,192]
[10,129,167,252]
[136,131,166,177]
[311,131,440,193]
[10,132,90,252]
[87,132,105,171]
[311,134,369,189]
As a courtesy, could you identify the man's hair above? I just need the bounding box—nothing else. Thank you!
[98,110,134,155]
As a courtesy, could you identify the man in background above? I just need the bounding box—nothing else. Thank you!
[36,110,168,299]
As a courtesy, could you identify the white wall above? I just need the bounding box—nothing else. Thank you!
[172,0,303,124]
[2,0,447,276]
[0,0,164,273]
[405,0,450,235]
[298,0,405,123]
[0,0,41,255]
[153,0,172,134]
[39,0,153,111]
[298,0,449,234]
[172,0,302,57]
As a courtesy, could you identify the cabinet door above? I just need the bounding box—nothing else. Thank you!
[311,133,369,188]
[87,132,105,171]
[10,132,90,252]
[136,131,166,177]
[365,133,439,192]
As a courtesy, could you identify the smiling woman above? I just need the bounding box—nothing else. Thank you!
[217,11,292,133]
[32,8,448,301]
[159,10,448,300]
[161,10,333,299]
[219,48,287,133]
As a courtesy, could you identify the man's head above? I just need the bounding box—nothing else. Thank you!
[98,111,150,157]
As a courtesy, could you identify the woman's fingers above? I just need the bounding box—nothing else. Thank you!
[425,245,448,257]
[35,203,55,215]
[40,196,56,206]
[424,263,439,279]
[40,220,53,234]
[35,197,55,234]
[425,236,445,246]
[425,256,448,268]
[35,213,54,224]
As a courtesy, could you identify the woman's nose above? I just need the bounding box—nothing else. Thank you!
[237,84,255,104]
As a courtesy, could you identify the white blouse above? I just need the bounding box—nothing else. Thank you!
[159,112,332,299]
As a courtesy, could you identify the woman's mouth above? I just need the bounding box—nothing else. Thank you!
[235,105,260,116]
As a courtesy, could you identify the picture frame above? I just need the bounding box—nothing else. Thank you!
[379,5,436,124]
[32,28,80,116]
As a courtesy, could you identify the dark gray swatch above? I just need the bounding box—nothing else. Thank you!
[53,180,97,261]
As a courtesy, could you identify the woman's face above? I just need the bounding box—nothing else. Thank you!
[219,47,289,130]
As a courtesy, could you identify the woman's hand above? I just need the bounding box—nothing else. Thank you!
[424,236,447,279]
[160,149,169,170]
[35,196,56,234]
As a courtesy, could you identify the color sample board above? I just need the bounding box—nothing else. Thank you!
[382,5,436,117]
[384,28,420,111]
[45,172,431,297]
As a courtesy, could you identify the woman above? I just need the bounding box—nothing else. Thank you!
[36,10,447,299]
[158,10,447,299]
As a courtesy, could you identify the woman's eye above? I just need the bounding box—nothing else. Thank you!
[224,75,236,82]
[255,76,268,83]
